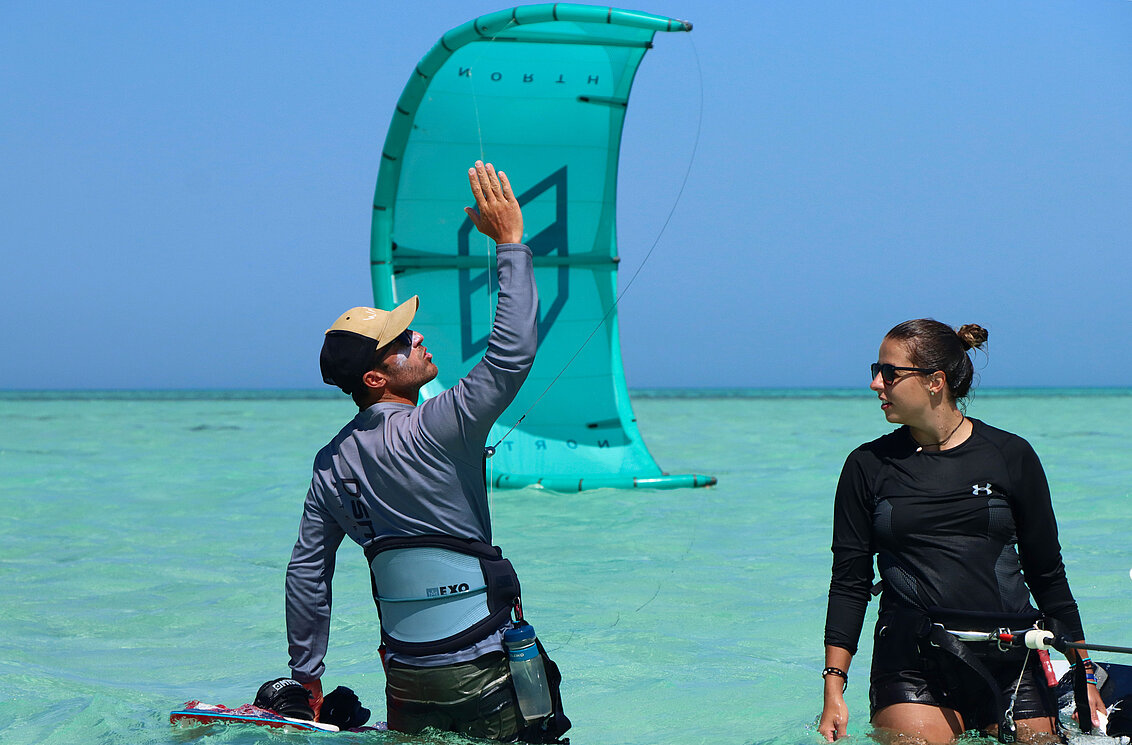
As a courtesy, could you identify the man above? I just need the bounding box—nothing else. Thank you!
[285,162,569,742]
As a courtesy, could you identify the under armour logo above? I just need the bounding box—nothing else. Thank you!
[972,483,993,496]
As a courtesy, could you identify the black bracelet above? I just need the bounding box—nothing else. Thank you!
[822,667,848,691]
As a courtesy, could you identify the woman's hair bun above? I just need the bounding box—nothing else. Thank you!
[956,324,988,351]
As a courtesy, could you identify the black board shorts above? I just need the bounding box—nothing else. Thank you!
[869,615,1059,729]
[385,651,522,739]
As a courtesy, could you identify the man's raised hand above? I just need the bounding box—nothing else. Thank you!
[465,161,523,245]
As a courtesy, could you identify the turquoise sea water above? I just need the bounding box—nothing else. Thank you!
[1,389,1130,745]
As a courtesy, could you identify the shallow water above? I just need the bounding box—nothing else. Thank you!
[1,389,1130,745]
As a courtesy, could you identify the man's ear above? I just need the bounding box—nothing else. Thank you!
[361,368,388,392]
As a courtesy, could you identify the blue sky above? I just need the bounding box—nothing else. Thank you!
[2,1,1130,389]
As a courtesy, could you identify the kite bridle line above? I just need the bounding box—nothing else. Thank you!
[456,18,703,511]
[475,29,706,457]
[463,25,501,510]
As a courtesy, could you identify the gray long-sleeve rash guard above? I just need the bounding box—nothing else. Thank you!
[286,244,537,682]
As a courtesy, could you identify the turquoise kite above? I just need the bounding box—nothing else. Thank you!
[370,4,715,491]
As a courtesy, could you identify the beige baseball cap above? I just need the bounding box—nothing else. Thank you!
[320,296,419,393]
[326,297,419,347]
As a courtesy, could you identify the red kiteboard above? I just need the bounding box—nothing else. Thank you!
[169,701,386,733]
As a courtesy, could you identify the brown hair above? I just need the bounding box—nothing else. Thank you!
[349,342,398,408]
[885,319,988,402]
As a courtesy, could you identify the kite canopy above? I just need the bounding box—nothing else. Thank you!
[371,4,715,491]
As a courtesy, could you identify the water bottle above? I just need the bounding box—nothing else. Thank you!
[503,624,553,720]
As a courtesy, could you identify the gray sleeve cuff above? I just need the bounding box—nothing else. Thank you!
[496,243,531,254]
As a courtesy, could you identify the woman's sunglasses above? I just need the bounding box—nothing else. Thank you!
[870,362,936,385]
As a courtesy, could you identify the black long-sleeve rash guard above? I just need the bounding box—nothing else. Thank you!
[824,418,1084,656]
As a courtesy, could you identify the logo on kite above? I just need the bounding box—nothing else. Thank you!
[457,166,569,362]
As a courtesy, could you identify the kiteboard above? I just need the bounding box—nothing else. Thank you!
[1049,659,1132,739]
[169,701,386,734]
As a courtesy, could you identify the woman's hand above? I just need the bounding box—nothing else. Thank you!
[1085,682,1107,731]
[819,686,850,741]
[1068,648,1109,732]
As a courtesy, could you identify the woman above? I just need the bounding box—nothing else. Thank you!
[819,319,1105,745]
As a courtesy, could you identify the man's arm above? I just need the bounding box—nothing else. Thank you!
[285,485,346,686]
[417,162,538,452]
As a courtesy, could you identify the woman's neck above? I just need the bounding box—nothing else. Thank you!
[909,409,970,452]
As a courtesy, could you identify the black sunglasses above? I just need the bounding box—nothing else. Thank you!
[378,329,414,356]
[393,329,414,348]
[871,362,936,385]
